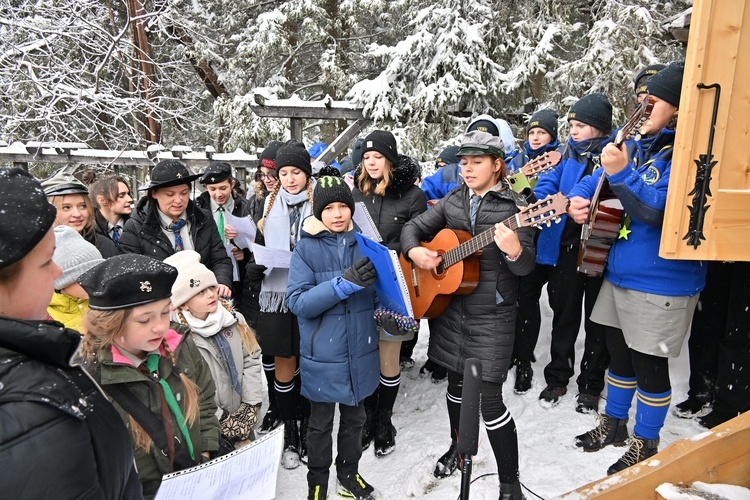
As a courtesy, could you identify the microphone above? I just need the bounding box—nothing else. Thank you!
[458,358,482,500]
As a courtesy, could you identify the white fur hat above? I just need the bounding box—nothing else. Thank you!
[163,250,218,307]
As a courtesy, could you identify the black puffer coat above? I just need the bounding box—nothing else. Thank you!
[119,197,233,288]
[0,318,142,499]
[93,209,128,255]
[353,154,427,253]
[400,184,537,383]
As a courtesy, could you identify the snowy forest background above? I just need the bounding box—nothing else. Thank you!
[1,0,690,165]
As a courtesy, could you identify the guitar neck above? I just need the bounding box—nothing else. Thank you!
[442,217,518,268]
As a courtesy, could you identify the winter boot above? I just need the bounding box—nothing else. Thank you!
[513,361,533,394]
[499,481,525,500]
[674,395,710,418]
[575,393,600,414]
[308,483,328,500]
[299,417,309,463]
[281,420,300,469]
[374,410,396,457]
[607,435,659,475]
[337,472,381,499]
[362,405,376,451]
[538,385,567,407]
[433,441,460,478]
[574,413,629,452]
[258,403,281,434]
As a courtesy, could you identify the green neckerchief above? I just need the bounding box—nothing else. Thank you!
[145,353,195,460]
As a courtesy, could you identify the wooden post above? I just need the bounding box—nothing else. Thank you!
[290,118,303,142]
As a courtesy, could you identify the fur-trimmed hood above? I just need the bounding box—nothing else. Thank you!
[354,154,421,197]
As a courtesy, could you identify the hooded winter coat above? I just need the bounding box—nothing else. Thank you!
[400,184,537,384]
[353,155,427,253]
[286,217,380,405]
[0,318,142,499]
[92,323,220,499]
[119,197,233,288]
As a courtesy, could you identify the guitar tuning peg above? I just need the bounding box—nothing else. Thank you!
[554,217,562,224]
[546,220,552,228]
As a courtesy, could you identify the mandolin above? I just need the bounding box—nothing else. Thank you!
[577,96,655,277]
[400,193,569,319]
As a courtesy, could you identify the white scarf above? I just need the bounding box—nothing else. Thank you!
[178,305,237,338]
[259,184,313,313]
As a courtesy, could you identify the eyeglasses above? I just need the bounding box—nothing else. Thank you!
[257,172,277,180]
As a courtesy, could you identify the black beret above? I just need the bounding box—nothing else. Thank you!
[78,254,177,310]
[199,161,232,184]
[0,168,58,269]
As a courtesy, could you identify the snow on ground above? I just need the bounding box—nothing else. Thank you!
[272,290,716,499]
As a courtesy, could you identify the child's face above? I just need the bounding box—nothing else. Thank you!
[321,202,352,233]
[56,194,91,233]
[363,151,389,180]
[258,167,278,192]
[115,298,172,357]
[279,167,307,195]
[181,286,219,320]
[111,181,133,216]
[206,180,233,206]
[460,154,503,195]
[640,96,678,136]
[528,128,553,150]
[568,120,604,142]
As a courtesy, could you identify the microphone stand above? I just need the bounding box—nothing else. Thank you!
[457,358,482,500]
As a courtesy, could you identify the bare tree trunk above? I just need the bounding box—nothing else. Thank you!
[128,0,160,144]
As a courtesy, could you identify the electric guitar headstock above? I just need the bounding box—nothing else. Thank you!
[614,95,655,147]
[516,193,570,229]
[519,151,562,179]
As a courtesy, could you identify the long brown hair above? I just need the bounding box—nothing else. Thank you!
[82,308,200,452]
[357,158,392,197]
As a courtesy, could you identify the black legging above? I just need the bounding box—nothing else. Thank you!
[605,326,670,394]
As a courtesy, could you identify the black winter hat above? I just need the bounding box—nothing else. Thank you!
[78,254,177,310]
[527,109,559,141]
[199,161,232,185]
[568,93,613,134]
[313,176,355,221]
[317,165,341,178]
[645,61,684,108]
[0,168,58,269]
[436,145,460,166]
[634,63,666,93]
[259,140,285,170]
[362,130,399,166]
[275,140,312,177]
[140,160,201,191]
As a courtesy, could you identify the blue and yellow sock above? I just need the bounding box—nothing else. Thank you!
[604,371,637,420]
[634,388,671,439]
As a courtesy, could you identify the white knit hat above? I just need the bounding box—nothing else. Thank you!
[53,225,104,290]
[163,250,218,307]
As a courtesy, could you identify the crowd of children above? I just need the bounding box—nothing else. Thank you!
[2,60,749,500]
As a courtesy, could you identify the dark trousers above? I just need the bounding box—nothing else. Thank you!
[307,401,366,487]
[513,245,609,394]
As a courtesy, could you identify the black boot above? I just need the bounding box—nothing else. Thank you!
[308,483,328,500]
[433,441,460,478]
[281,420,300,469]
[362,405,376,451]
[607,436,659,475]
[513,361,533,395]
[299,417,309,463]
[574,413,629,452]
[374,410,396,457]
[499,481,525,500]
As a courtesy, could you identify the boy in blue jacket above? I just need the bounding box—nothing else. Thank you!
[567,62,706,475]
[287,176,410,500]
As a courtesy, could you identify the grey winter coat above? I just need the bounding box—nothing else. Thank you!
[400,184,537,383]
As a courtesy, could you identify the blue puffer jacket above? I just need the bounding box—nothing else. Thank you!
[286,217,380,406]
[421,163,461,201]
[568,129,706,296]
[506,139,562,173]
[533,136,609,265]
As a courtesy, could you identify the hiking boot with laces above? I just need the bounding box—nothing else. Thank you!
[607,435,659,475]
[308,483,328,500]
[337,473,381,499]
[574,413,629,452]
[433,441,460,478]
[513,361,533,395]
[539,385,567,407]
[575,393,600,414]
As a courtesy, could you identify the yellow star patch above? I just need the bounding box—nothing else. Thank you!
[618,225,631,240]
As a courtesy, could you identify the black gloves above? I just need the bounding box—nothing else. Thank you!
[341,257,377,288]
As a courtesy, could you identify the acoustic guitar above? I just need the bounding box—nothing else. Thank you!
[400,193,569,319]
[577,96,655,277]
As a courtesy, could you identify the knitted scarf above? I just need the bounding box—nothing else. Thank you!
[259,186,312,313]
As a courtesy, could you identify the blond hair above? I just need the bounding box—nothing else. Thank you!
[82,308,200,452]
[257,178,314,234]
[48,193,95,238]
[357,159,392,197]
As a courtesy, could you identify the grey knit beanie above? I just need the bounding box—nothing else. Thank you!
[53,225,104,290]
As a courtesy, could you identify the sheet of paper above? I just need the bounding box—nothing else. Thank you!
[224,212,257,250]
[252,243,292,271]
[154,426,283,500]
[352,201,382,242]
[224,242,240,281]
